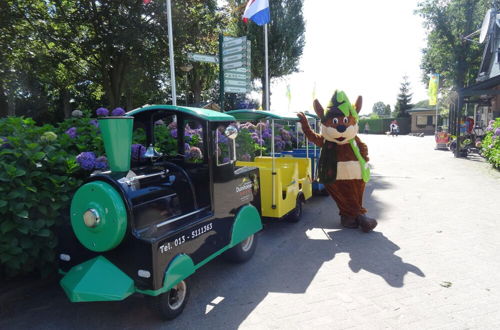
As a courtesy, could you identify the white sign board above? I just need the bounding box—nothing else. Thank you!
[187,53,218,63]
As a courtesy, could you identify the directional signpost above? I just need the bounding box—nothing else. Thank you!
[187,53,218,64]
[221,36,251,96]
[218,35,252,109]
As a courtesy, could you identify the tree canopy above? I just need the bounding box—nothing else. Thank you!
[394,76,413,118]
[0,0,226,121]
[226,0,305,108]
[416,0,492,91]
[372,101,391,117]
[0,0,305,120]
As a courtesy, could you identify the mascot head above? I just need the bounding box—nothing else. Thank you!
[313,90,362,145]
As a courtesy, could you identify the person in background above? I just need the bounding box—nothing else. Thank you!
[364,122,370,134]
[389,120,399,137]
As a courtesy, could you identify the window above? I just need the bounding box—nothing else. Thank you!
[152,113,178,156]
[183,119,204,163]
[215,124,237,166]
[416,115,427,126]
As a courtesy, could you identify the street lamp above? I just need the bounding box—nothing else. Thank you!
[180,63,193,106]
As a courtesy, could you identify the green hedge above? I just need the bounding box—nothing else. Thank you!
[358,117,411,134]
[0,113,104,278]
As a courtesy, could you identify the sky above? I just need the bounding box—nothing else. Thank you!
[267,0,429,115]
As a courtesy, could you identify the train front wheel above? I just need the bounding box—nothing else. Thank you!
[154,280,190,320]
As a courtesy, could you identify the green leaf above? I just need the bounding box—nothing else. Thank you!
[17,210,29,219]
[37,229,51,237]
[0,220,16,234]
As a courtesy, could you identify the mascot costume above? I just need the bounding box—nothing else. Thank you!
[297,90,377,233]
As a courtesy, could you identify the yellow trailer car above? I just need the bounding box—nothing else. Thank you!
[226,110,313,221]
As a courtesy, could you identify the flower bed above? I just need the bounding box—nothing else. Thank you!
[481,119,500,169]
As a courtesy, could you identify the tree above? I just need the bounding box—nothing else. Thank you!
[226,0,305,108]
[372,101,391,117]
[172,0,227,105]
[416,0,490,90]
[394,76,413,118]
[1,0,227,120]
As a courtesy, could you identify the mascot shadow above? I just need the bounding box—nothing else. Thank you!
[327,230,425,288]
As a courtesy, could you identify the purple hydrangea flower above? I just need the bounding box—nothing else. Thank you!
[223,157,230,163]
[89,119,99,128]
[94,156,108,170]
[495,128,500,136]
[184,143,191,151]
[76,152,96,171]
[111,107,126,116]
[65,127,77,139]
[168,121,177,129]
[155,119,165,125]
[131,144,146,161]
[0,136,11,149]
[170,128,178,138]
[96,107,109,117]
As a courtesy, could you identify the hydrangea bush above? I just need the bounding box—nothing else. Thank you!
[0,117,81,277]
[482,118,500,169]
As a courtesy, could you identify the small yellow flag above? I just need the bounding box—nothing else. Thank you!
[428,73,439,106]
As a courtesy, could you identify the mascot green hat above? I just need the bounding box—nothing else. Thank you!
[326,90,359,121]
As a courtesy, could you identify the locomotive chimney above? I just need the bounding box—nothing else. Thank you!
[98,116,134,173]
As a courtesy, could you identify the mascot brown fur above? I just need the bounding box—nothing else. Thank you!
[297,90,377,232]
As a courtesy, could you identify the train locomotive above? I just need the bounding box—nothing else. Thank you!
[58,105,263,320]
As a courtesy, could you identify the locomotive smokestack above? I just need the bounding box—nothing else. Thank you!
[98,116,134,173]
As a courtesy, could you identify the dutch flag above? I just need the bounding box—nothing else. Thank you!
[243,0,271,26]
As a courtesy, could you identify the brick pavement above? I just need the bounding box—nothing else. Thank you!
[1,135,499,329]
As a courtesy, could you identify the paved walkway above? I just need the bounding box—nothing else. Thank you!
[1,135,499,329]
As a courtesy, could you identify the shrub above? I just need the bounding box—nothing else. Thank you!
[482,118,500,169]
[0,117,82,277]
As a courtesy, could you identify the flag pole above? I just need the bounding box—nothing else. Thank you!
[264,23,269,110]
[166,0,177,105]
[434,75,439,134]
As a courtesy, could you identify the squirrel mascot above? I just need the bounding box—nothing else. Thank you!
[297,90,377,232]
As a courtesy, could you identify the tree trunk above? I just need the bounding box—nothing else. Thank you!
[126,88,133,111]
[62,89,72,118]
[193,74,202,105]
[7,89,15,116]
[0,83,8,118]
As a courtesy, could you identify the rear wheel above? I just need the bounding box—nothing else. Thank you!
[154,280,190,320]
[223,233,258,263]
[287,195,303,222]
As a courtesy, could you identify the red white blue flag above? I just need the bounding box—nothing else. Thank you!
[243,0,270,26]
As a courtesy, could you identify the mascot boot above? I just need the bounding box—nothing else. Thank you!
[297,90,377,232]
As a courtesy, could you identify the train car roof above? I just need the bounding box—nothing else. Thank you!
[225,109,299,121]
[127,104,235,122]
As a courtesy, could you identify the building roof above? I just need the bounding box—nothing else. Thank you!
[407,107,434,113]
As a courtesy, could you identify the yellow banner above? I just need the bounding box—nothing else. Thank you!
[428,73,439,106]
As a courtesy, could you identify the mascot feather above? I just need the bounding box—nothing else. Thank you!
[297,90,377,232]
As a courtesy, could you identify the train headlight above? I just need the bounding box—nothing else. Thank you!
[83,209,100,228]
